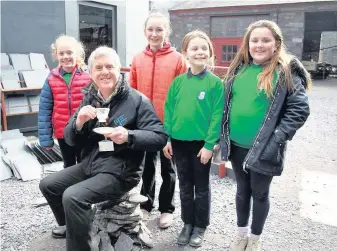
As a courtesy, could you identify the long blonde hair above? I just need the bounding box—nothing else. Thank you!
[181,29,215,68]
[225,20,311,97]
[51,34,86,70]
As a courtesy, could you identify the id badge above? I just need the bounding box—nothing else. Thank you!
[99,140,114,152]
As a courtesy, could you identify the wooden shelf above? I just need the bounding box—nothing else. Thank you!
[1,87,42,92]
[1,87,41,131]
[6,111,38,117]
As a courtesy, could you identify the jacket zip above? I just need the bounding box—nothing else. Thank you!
[150,53,157,101]
[56,70,77,117]
[242,84,280,172]
[223,66,241,159]
[67,71,77,117]
[88,85,126,175]
[223,79,234,158]
[52,73,70,117]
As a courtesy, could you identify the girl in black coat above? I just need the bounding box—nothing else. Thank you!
[220,20,311,251]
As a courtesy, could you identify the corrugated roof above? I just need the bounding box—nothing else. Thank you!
[170,0,335,11]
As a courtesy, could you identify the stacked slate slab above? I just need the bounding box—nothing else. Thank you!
[1,53,13,70]
[9,53,32,71]
[25,136,63,164]
[0,129,42,181]
[5,96,30,114]
[1,69,21,89]
[19,69,49,88]
[0,131,64,181]
[0,147,13,181]
[90,192,153,251]
[1,53,49,115]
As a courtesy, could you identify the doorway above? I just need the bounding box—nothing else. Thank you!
[302,11,337,62]
[78,3,117,62]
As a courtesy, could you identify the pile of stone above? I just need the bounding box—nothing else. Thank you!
[90,192,153,251]
[1,130,42,181]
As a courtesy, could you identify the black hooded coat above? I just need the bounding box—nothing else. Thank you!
[220,58,310,176]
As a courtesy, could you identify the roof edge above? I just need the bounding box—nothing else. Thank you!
[168,1,336,13]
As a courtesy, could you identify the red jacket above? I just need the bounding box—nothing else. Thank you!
[129,43,187,121]
[38,66,91,145]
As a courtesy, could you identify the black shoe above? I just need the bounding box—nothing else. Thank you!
[52,225,66,239]
[189,227,206,247]
[177,224,193,245]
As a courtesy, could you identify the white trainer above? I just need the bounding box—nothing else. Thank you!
[229,235,249,251]
[245,237,262,251]
[158,213,173,229]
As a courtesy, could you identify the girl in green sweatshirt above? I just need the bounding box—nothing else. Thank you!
[163,30,224,247]
[222,20,311,251]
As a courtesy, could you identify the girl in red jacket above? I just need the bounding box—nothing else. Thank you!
[38,35,91,168]
[129,12,187,228]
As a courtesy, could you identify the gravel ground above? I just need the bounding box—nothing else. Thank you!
[1,78,337,251]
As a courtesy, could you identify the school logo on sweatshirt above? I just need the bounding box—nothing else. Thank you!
[198,91,206,100]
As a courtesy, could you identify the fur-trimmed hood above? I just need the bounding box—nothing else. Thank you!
[285,57,310,90]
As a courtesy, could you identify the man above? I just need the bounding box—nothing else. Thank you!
[39,46,168,251]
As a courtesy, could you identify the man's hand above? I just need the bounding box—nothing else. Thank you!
[163,142,173,159]
[44,146,53,150]
[76,105,96,129]
[197,147,213,165]
[104,126,129,144]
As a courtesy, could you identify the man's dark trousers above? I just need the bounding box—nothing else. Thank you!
[39,161,132,251]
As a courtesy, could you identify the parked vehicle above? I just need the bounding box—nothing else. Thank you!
[330,65,337,77]
[302,60,331,79]
[315,63,332,79]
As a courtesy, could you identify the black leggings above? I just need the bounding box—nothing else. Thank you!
[230,144,273,235]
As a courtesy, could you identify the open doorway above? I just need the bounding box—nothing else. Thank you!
[78,3,117,63]
[302,11,337,62]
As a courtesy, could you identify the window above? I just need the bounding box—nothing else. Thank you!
[79,4,116,62]
[221,45,238,62]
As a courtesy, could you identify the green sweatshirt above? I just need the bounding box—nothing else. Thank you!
[229,64,278,148]
[164,68,224,150]
[63,73,72,85]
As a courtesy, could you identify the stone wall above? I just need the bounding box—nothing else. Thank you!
[277,11,305,59]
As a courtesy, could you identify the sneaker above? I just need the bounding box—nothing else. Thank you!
[158,213,173,229]
[245,237,262,251]
[229,235,249,251]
